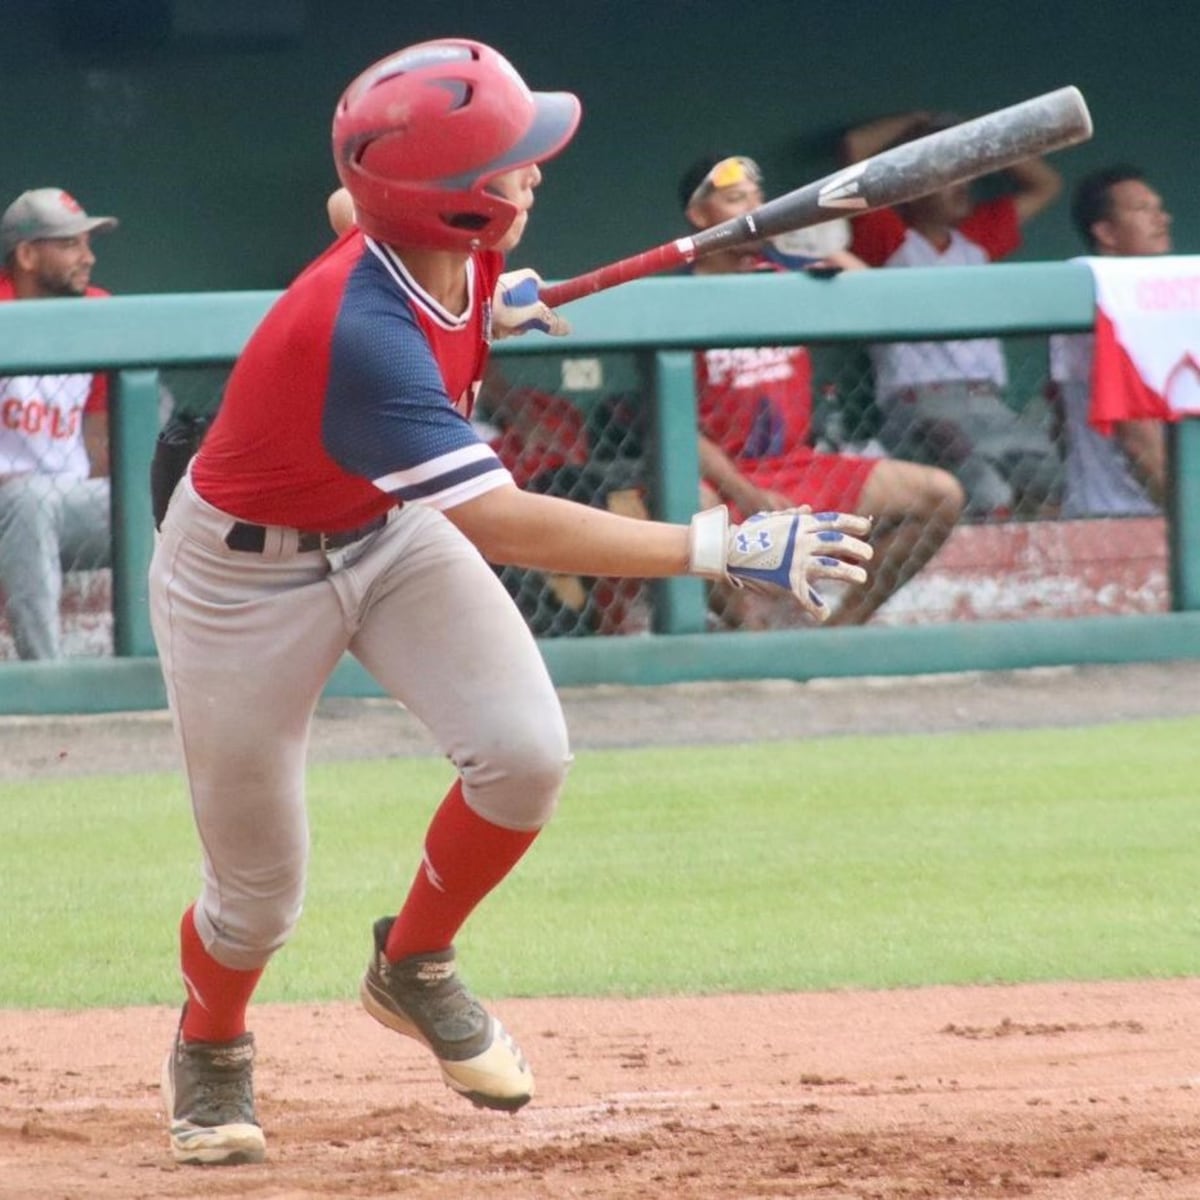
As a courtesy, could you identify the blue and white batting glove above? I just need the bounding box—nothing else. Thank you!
[688,505,874,622]
[493,269,570,339]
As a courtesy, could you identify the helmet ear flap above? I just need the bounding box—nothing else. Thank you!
[331,38,579,252]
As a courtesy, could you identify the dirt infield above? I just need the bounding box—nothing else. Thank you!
[3,662,1200,1198]
[4,981,1200,1199]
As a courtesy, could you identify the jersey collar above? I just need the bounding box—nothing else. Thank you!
[365,237,475,331]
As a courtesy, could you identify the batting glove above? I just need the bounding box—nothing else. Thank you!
[493,269,570,339]
[688,505,874,623]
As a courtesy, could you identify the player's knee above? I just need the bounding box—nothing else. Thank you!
[923,468,966,520]
[1,478,58,529]
[460,720,572,830]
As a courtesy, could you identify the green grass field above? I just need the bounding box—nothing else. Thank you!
[3,716,1198,1009]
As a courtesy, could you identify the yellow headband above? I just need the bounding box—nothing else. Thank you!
[688,156,762,207]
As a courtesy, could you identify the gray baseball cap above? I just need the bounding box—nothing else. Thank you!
[1,188,118,255]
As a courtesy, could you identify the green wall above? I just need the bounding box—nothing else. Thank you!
[4,1,1195,295]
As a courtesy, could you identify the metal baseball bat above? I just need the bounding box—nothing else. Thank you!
[539,85,1092,308]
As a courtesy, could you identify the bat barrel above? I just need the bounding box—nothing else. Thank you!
[859,86,1091,201]
[749,85,1092,239]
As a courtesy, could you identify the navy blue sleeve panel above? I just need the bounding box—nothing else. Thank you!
[322,254,510,509]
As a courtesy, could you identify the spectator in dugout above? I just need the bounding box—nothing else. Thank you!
[0,188,116,659]
[679,153,964,627]
[841,110,1064,519]
[1048,165,1175,517]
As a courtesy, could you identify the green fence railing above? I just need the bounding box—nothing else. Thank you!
[2,261,1198,715]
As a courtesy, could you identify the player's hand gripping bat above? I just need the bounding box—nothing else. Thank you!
[539,85,1092,308]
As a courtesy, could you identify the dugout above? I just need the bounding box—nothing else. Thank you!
[3,263,1200,714]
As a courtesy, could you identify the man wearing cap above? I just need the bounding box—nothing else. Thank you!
[0,187,118,658]
[679,153,964,626]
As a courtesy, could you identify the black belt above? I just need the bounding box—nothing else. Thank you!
[225,513,388,554]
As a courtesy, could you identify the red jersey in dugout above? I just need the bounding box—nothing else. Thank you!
[696,344,814,459]
[193,231,512,531]
[690,259,877,515]
[696,344,874,515]
[850,196,1021,267]
[690,255,813,461]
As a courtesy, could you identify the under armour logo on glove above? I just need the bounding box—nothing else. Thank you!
[735,527,773,554]
[686,505,874,623]
[493,269,571,339]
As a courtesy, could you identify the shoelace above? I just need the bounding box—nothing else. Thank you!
[181,1054,255,1124]
[402,970,487,1043]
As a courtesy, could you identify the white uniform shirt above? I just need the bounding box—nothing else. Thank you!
[0,372,98,479]
[0,277,108,479]
[869,228,1009,397]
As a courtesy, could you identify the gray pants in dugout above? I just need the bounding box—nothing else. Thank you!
[0,473,111,659]
[877,382,1063,517]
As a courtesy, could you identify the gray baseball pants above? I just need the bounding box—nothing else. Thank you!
[150,476,571,971]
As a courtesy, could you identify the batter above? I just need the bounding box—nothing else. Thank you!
[152,37,874,1167]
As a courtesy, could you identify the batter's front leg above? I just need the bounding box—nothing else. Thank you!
[347,504,570,1111]
[350,504,571,833]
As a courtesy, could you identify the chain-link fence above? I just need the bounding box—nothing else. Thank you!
[479,338,1167,638]
[0,335,1169,660]
[477,355,654,638]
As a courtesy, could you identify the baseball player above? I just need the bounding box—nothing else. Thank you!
[0,188,117,658]
[1050,164,1174,517]
[151,38,874,1167]
[677,155,964,627]
[842,111,1065,517]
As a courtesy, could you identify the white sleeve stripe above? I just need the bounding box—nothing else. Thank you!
[373,442,498,493]
[413,468,514,512]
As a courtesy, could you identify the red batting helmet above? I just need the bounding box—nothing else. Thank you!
[332,39,581,251]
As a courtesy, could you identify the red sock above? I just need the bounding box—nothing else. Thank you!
[179,904,264,1043]
[385,779,539,962]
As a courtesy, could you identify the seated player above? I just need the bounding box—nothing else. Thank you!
[680,153,965,626]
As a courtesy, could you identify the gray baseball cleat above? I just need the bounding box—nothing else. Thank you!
[360,916,534,1111]
[162,1014,266,1165]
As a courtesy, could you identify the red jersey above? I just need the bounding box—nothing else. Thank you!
[850,196,1021,267]
[696,345,814,459]
[193,231,511,531]
[688,259,876,514]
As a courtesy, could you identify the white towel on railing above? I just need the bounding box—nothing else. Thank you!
[1078,255,1200,434]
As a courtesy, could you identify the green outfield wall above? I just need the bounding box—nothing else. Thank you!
[4,3,1197,295]
[2,262,1199,716]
